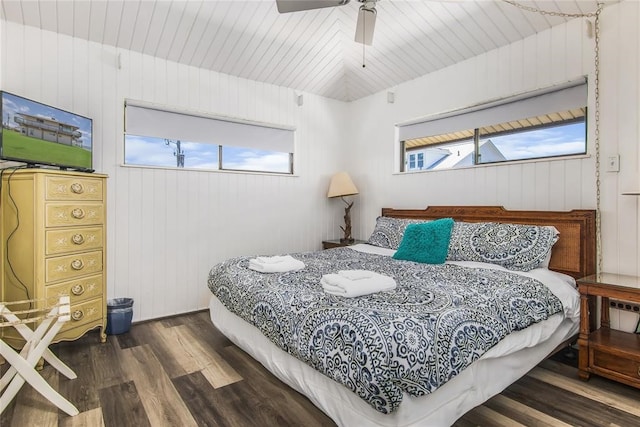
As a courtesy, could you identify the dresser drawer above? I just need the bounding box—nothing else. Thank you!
[45,274,103,304]
[45,226,103,255]
[45,250,103,283]
[592,349,640,382]
[45,176,104,201]
[45,202,105,227]
[61,297,104,333]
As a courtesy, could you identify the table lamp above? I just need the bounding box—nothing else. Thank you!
[327,172,359,243]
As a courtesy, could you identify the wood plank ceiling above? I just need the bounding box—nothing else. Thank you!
[0,0,614,102]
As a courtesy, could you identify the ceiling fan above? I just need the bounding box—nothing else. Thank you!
[276,0,378,45]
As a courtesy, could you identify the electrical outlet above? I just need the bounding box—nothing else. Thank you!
[610,299,640,314]
[607,154,620,172]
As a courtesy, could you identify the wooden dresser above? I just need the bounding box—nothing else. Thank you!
[0,169,107,346]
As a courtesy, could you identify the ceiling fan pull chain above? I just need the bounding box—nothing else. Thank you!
[363,44,366,68]
[362,15,366,68]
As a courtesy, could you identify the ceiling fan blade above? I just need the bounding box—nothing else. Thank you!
[276,0,351,14]
[354,5,376,45]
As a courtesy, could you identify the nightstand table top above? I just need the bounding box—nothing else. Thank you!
[322,239,367,250]
[577,273,640,292]
[322,239,366,245]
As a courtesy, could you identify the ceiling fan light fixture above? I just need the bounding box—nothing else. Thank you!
[355,4,377,45]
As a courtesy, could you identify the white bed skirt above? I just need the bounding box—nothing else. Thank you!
[209,295,578,427]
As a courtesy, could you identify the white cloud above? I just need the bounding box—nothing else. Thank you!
[488,123,586,159]
[125,136,182,167]
[224,152,290,173]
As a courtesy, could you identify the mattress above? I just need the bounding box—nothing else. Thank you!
[208,244,580,426]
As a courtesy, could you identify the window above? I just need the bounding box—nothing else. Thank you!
[124,101,294,174]
[125,136,220,169]
[408,154,416,170]
[406,152,427,171]
[398,79,587,172]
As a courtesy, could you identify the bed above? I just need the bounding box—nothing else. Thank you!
[207,206,596,426]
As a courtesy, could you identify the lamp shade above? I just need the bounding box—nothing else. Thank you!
[327,172,359,198]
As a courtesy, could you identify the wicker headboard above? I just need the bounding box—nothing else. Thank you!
[381,206,596,279]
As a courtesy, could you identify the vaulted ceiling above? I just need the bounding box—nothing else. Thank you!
[1,0,614,102]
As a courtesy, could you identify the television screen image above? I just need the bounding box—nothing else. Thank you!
[1,91,93,171]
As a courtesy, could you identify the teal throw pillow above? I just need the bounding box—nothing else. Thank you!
[393,218,454,264]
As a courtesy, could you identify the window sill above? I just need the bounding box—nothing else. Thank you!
[395,153,591,175]
[119,163,298,177]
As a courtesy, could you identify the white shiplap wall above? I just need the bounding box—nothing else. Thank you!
[347,0,640,330]
[0,21,349,321]
[1,1,638,327]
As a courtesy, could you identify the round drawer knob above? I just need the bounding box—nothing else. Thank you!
[71,208,85,219]
[71,234,85,245]
[70,182,84,194]
[71,310,84,321]
[71,259,84,270]
[71,284,85,296]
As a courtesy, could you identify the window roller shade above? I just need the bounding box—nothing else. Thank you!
[125,104,294,153]
[398,81,587,142]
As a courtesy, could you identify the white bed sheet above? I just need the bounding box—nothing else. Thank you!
[208,244,580,426]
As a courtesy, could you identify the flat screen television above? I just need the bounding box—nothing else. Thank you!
[1,91,93,171]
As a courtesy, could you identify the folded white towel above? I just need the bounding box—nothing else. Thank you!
[248,256,305,273]
[256,255,297,264]
[338,270,376,281]
[321,272,396,297]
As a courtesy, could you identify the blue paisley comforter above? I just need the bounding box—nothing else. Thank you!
[207,248,563,414]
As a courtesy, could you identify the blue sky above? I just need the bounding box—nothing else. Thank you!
[125,135,290,172]
[485,122,586,160]
[2,92,92,150]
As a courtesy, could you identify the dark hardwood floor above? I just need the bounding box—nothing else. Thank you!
[2,311,639,426]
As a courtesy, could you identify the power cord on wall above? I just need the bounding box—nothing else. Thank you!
[0,166,33,309]
[503,0,605,275]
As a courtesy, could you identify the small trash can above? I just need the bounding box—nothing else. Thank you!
[106,298,134,335]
